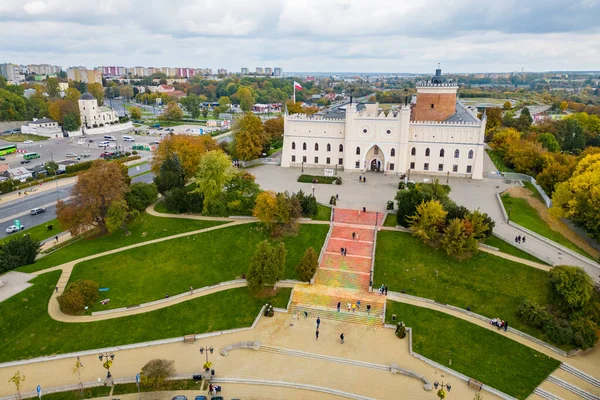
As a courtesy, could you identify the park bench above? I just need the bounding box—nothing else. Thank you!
[468,378,483,391]
[183,334,196,343]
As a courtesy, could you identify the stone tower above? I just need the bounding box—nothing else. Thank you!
[412,65,458,122]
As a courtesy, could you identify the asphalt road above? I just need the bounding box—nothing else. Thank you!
[0,166,154,236]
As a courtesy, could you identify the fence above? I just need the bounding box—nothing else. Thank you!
[503,172,552,208]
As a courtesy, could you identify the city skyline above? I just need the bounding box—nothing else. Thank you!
[0,0,599,73]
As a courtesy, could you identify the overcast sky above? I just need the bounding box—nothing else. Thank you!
[1,0,599,73]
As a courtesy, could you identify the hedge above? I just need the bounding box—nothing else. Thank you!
[66,160,94,174]
[297,174,341,184]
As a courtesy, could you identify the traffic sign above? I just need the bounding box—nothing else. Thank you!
[15,219,20,229]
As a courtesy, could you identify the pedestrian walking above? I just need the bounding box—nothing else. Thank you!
[337,301,341,312]
[352,232,356,241]
[504,321,509,332]
[515,236,519,243]
[340,333,344,344]
[352,303,357,313]
[356,233,360,241]
[316,328,319,340]
[340,247,344,255]
[55,286,59,293]
[347,302,351,312]
[356,300,361,309]
[55,235,59,242]
[364,176,367,183]
[522,237,526,244]
[336,194,339,200]
[189,285,193,295]
[380,284,385,295]
[316,317,321,328]
[344,248,347,256]
[385,285,388,295]
[366,304,371,315]
[359,175,362,182]
[304,310,308,319]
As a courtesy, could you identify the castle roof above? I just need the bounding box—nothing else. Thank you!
[444,101,480,124]
[80,92,95,100]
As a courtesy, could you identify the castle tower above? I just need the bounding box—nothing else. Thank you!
[412,66,458,122]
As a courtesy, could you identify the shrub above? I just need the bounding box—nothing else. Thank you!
[544,318,574,345]
[549,265,594,310]
[132,150,138,155]
[570,316,598,350]
[297,174,338,184]
[295,247,318,282]
[66,160,94,174]
[57,280,99,315]
[294,190,317,217]
[517,299,552,328]
[163,187,204,214]
[0,234,40,273]
[126,182,158,212]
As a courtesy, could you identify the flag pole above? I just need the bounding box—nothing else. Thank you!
[293,84,296,103]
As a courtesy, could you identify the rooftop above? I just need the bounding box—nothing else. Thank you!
[80,92,95,100]
[444,101,480,124]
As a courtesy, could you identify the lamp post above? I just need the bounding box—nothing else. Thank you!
[98,353,115,379]
[199,346,214,372]
[434,381,452,399]
[302,161,304,173]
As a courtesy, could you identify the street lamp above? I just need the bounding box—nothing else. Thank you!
[98,353,115,379]
[199,346,214,372]
[434,381,452,399]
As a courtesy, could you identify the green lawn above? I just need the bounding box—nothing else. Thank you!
[40,386,111,400]
[522,181,545,203]
[0,271,291,362]
[2,133,49,142]
[501,193,595,260]
[383,213,397,227]
[153,201,172,214]
[486,149,513,172]
[386,302,559,399]
[18,213,227,273]
[69,223,328,310]
[113,379,202,395]
[0,218,62,245]
[483,235,550,265]
[313,204,332,221]
[374,231,571,349]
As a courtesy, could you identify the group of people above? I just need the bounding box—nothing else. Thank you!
[358,176,367,183]
[351,231,360,241]
[334,300,371,315]
[379,284,388,295]
[491,318,509,332]
[340,247,348,256]
[514,235,526,244]
[208,384,222,395]
[314,317,345,344]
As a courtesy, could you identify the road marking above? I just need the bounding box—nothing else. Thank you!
[0,197,72,224]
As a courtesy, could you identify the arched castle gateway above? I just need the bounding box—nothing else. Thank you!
[281,67,486,179]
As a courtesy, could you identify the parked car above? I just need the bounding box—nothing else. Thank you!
[65,152,78,158]
[23,140,34,144]
[0,156,5,161]
[6,225,25,233]
[81,152,91,158]
[30,207,45,215]
[171,396,187,400]
[21,159,31,164]
[88,139,94,143]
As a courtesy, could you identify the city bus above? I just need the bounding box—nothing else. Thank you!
[0,145,17,156]
[23,152,41,160]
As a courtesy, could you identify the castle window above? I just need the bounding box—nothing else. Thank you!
[410,162,415,169]
[327,143,331,152]
[303,142,307,150]
[425,148,430,157]
[339,144,344,152]
[430,104,434,109]
[314,156,319,163]
[411,147,416,156]
[438,164,444,172]
[302,156,307,162]
[292,155,296,162]
[363,128,368,133]
[338,158,343,165]
[468,150,474,159]
[355,161,360,168]
[440,149,445,157]
[467,165,472,173]
[389,163,395,171]
[314,143,319,151]
[326,157,331,164]
[391,148,396,157]
[424,163,429,171]
[292,142,295,150]
[386,129,391,134]
[452,165,458,172]
[356,147,360,155]
[454,149,460,158]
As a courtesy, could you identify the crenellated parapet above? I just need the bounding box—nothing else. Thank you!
[411,120,481,126]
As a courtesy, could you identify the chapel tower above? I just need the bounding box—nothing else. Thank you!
[412,65,458,122]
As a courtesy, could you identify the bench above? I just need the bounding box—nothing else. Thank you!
[468,378,483,391]
[183,334,196,343]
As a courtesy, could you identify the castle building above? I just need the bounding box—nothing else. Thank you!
[281,68,486,179]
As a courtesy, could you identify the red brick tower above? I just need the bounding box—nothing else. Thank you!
[412,65,458,122]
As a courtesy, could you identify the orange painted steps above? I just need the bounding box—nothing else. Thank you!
[320,253,372,273]
[314,269,370,290]
[326,238,373,258]
[330,225,375,242]
[333,209,382,226]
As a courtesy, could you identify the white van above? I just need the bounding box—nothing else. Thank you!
[103,135,116,141]
[123,135,135,142]
[98,141,111,147]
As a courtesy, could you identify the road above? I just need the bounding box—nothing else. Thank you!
[0,166,154,237]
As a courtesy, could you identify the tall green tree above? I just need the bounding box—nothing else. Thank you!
[153,154,185,194]
[194,150,233,214]
[45,77,60,98]
[0,89,28,121]
[440,218,478,258]
[246,240,287,294]
[408,200,447,242]
[180,94,202,120]
[537,132,560,152]
[549,265,594,310]
[295,247,318,282]
[158,101,183,122]
[87,83,104,105]
[235,112,267,160]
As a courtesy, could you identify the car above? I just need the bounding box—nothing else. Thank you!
[65,152,78,158]
[23,140,34,144]
[194,396,208,400]
[30,207,45,215]
[0,157,5,161]
[81,152,91,158]
[21,159,31,164]
[77,139,85,145]
[171,396,187,400]
[88,139,94,143]
[6,225,25,234]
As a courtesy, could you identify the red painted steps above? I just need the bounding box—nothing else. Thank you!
[330,225,375,242]
[326,238,373,258]
[333,209,382,226]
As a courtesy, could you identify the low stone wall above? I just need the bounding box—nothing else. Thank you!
[220,341,261,356]
[83,121,133,136]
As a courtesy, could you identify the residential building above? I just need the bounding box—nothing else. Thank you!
[0,63,23,82]
[217,68,227,75]
[241,67,249,75]
[26,64,62,75]
[274,67,283,77]
[281,67,486,179]
[67,67,101,83]
[264,67,273,75]
[256,67,264,75]
[8,167,33,182]
[78,92,119,128]
[101,66,127,77]
[131,67,148,77]
[177,68,195,78]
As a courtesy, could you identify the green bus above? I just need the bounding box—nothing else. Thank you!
[0,145,17,156]
[23,152,41,160]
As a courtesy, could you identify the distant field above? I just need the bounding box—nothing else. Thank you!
[461,98,513,106]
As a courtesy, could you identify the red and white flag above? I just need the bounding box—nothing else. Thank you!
[294,81,303,91]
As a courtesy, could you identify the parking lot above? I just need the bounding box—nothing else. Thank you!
[0,132,161,169]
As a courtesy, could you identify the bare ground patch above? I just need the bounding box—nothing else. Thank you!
[506,186,600,259]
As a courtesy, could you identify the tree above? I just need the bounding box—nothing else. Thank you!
[551,153,600,239]
[560,101,568,113]
[201,108,209,119]
[485,107,502,134]
[48,99,80,125]
[57,280,99,315]
[537,132,560,152]
[153,154,185,194]
[0,235,40,273]
[56,161,130,234]
[129,106,142,120]
[87,83,104,105]
[151,134,217,182]
[158,101,183,122]
[105,199,130,233]
[235,113,267,160]
[194,150,234,214]
[120,85,134,100]
[236,87,255,112]
[440,218,478,258]
[253,191,301,237]
[264,116,284,141]
[179,94,202,120]
[140,359,175,390]
[507,140,546,176]
[126,182,158,212]
[0,89,28,121]
[64,87,81,101]
[408,200,447,242]
[515,107,533,131]
[218,96,231,107]
[549,265,594,310]
[465,209,491,239]
[62,112,80,131]
[395,188,425,227]
[247,240,287,293]
[8,370,26,400]
[296,247,318,282]
[46,77,60,98]
[503,101,512,110]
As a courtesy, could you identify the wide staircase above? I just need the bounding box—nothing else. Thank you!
[290,208,386,327]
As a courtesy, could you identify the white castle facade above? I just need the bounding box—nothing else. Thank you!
[281,69,486,179]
